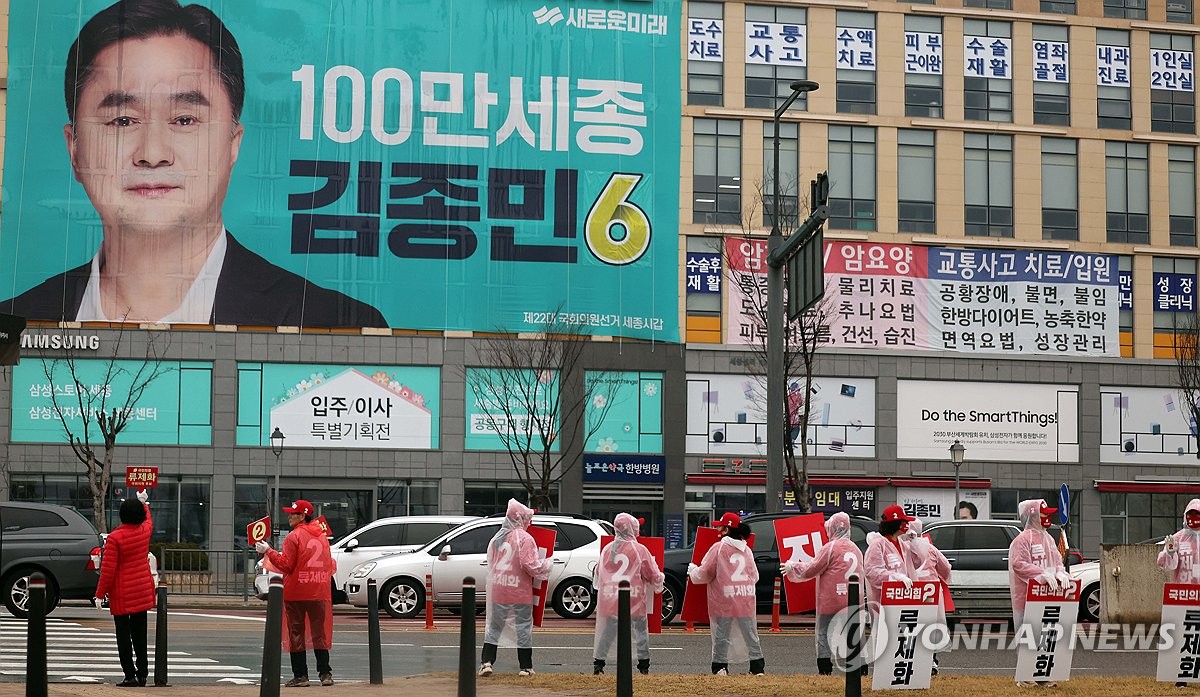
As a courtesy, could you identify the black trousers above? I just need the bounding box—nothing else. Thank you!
[290,650,331,678]
[113,612,148,683]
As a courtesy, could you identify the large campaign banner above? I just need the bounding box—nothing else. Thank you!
[12,359,212,445]
[824,241,1119,357]
[236,363,440,449]
[686,372,876,458]
[1100,386,1198,463]
[896,380,1079,463]
[0,1,681,340]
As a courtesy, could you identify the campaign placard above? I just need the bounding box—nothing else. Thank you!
[600,534,666,634]
[1015,580,1079,683]
[125,466,159,490]
[247,517,272,547]
[528,525,557,627]
[773,513,828,614]
[872,581,940,691]
[1158,584,1200,683]
[680,525,755,624]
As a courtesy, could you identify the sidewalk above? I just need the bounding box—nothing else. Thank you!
[0,675,582,697]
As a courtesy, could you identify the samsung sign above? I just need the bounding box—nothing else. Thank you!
[20,333,100,351]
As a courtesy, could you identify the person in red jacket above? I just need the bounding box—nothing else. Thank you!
[95,490,155,687]
[257,500,336,688]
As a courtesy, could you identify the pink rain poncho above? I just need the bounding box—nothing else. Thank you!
[903,518,954,636]
[688,523,763,671]
[483,499,551,649]
[782,512,864,616]
[593,513,665,664]
[1008,499,1069,625]
[1158,498,1200,584]
[864,532,918,609]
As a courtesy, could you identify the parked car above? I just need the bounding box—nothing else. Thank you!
[660,513,880,625]
[345,514,614,619]
[254,515,478,601]
[923,519,1085,620]
[0,502,103,618]
[1068,535,1166,623]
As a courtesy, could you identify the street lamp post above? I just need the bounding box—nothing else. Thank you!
[767,80,820,512]
[949,439,965,516]
[270,428,286,528]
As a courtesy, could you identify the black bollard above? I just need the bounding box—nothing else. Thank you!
[458,577,477,697]
[367,579,383,685]
[845,574,862,697]
[25,573,47,697]
[617,580,632,697]
[260,577,284,697]
[154,583,171,686]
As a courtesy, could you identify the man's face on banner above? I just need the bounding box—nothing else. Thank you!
[64,33,243,235]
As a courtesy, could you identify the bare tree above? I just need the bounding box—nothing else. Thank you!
[724,178,836,513]
[1174,312,1200,459]
[463,312,624,511]
[39,326,174,532]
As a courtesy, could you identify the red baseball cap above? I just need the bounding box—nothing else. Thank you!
[714,512,741,528]
[1039,502,1058,516]
[881,504,916,523]
[283,499,314,516]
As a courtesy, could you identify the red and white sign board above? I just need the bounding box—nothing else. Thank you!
[680,526,755,625]
[1015,580,1079,684]
[1158,583,1200,683]
[314,515,332,537]
[600,535,666,634]
[247,516,272,547]
[872,581,940,691]
[773,513,827,614]
[126,466,158,489]
[528,526,556,627]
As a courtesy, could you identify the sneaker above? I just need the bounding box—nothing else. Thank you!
[518,668,535,677]
[477,663,493,677]
[1042,682,1059,688]
[1015,681,1038,688]
[285,677,310,688]
[319,673,333,687]
[714,668,728,676]
[1177,682,1189,689]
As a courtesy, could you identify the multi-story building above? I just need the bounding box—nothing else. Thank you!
[0,0,1197,557]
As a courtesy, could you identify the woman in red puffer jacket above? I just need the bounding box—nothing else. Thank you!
[96,491,155,687]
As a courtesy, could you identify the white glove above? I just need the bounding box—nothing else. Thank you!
[1055,570,1072,589]
[780,560,801,578]
[255,541,270,554]
[687,562,700,582]
[1036,570,1059,592]
[891,573,913,589]
[1166,537,1178,555]
[910,537,931,559]
[136,489,149,504]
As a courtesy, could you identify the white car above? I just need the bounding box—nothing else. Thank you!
[1068,535,1166,623]
[254,515,477,602]
[345,514,614,619]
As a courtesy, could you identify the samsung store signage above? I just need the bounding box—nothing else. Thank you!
[21,333,101,351]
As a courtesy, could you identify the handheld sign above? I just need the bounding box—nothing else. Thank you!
[872,581,940,691]
[126,466,159,489]
[680,526,755,624]
[773,513,828,613]
[247,516,272,547]
[600,535,666,633]
[1015,579,1079,684]
[1158,584,1200,683]
[314,515,333,537]
[527,525,557,627]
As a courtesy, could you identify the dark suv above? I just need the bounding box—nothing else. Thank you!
[660,513,878,624]
[1,502,103,617]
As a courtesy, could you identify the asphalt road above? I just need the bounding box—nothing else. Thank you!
[0,606,1162,684]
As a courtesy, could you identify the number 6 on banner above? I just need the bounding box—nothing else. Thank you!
[586,173,651,265]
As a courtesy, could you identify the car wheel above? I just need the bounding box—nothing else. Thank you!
[661,580,681,625]
[1080,583,1101,623]
[552,578,596,619]
[380,578,423,619]
[2,569,59,619]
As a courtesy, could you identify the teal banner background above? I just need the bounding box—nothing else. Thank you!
[585,370,663,453]
[12,359,212,444]
[1,0,681,339]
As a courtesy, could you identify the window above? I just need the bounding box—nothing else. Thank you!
[1168,0,1194,23]
[1097,30,1132,130]
[904,16,943,118]
[1040,0,1076,12]
[763,121,798,228]
[1106,141,1149,244]
[1101,492,1193,544]
[963,20,1012,123]
[964,133,1013,238]
[692,119,742,225]
[443,524,502,555]
[1103,0,1147,19]
[828,126,876,231]
[925,527,958,549]
[898,130,936,234]
[1170,146,1197,246]
[377,479,440,517]
[687,1,724,106]
[1041,138,1078,241]
[744,6,808,110]
[1033,26,1070,126]
[401,523,457,546]
[965,0,1011,7]
[351,524,402,548]
[0,507,69,531]
[556,522,599,550]
[1151,34,1196,135]
[1153,257,1198,333]
[960,525,1013,550]
[463,481,556,517]
[835,12,877,115]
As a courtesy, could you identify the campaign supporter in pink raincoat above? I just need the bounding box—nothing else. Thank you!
[864,505,920,608]
[1008,499,1070,627]
[688,512,765,675]
[592,513,665,675]
[1158,498,1200,584]
[479,499,551,677]
[902,518,953,675]
[781,512,864,675]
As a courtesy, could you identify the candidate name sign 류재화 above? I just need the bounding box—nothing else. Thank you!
[872,581,940,691]
[1015,580,1079,684]
[1158,584,1200,684]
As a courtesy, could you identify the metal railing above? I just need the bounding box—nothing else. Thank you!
[159,548,256,598]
